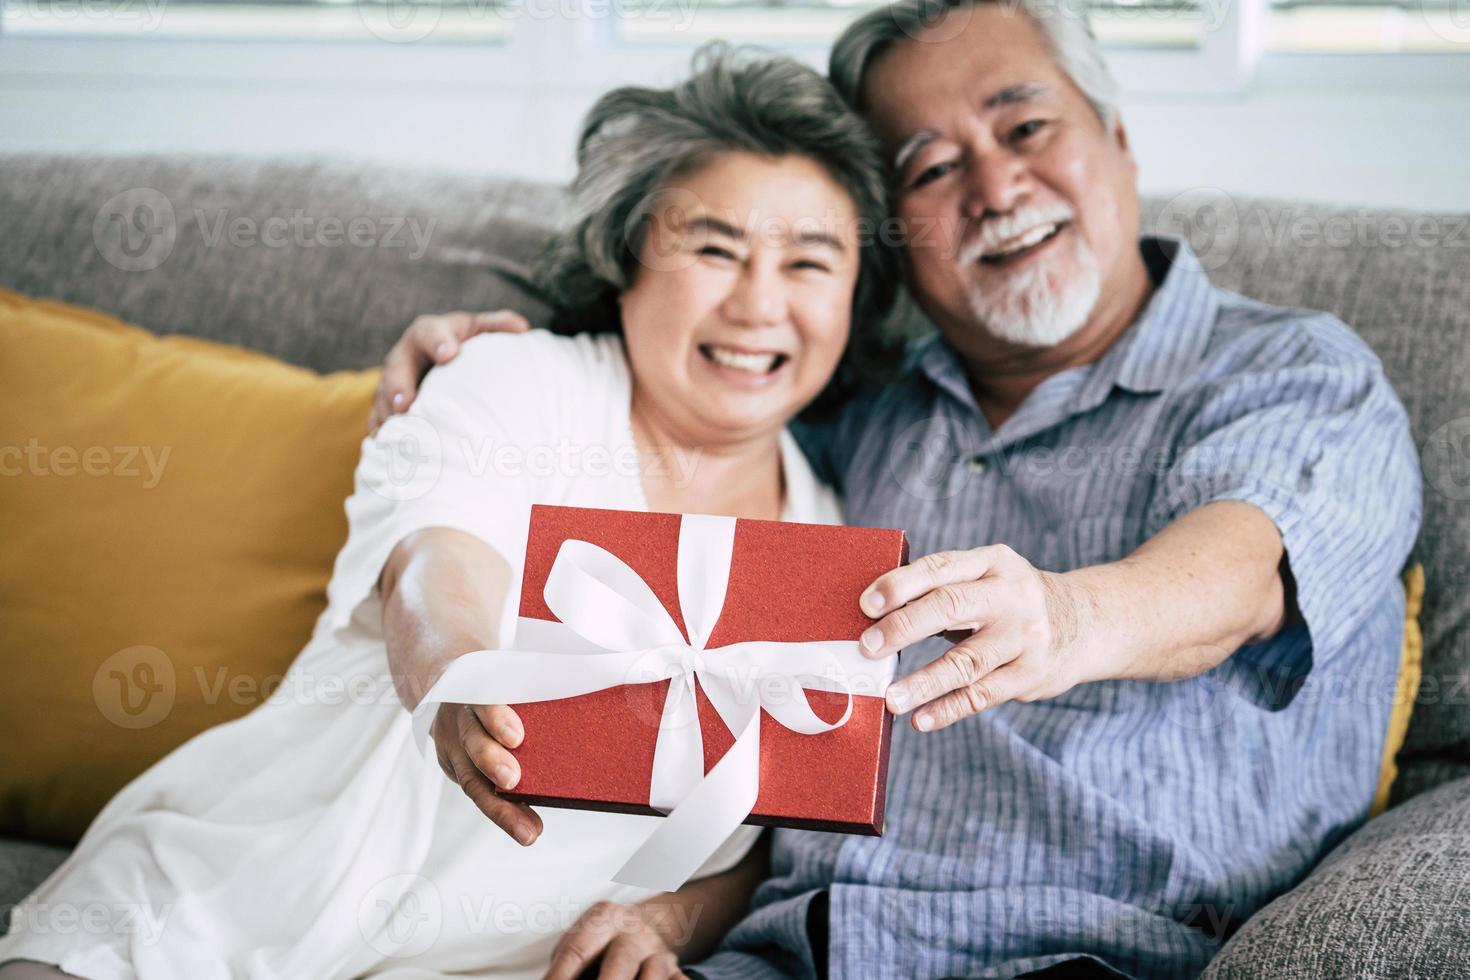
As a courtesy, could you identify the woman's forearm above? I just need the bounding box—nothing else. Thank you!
[378,527,514,711]
[642,832,772,964]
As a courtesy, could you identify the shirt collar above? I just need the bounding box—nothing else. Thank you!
[914,236,1220,420]
[1103,236,1219,396]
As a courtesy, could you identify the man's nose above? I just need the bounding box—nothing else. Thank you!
[722,262,786,327]
[963,150,1031,218]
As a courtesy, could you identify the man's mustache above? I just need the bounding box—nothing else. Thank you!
[957,203,1077,266]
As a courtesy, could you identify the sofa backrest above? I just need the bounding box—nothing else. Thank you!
[4,154,1467,800]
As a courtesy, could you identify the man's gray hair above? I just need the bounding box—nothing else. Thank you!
[829,0,1120,130]
[539,42,901,403]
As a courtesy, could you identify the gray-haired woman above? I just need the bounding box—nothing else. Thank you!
[0,45,898,980]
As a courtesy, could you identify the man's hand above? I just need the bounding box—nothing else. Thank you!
[429,701,544,846]
[545,901,688,980]
[856,503,1290,731]
[368,310,531,434]
[858,545,1098,732]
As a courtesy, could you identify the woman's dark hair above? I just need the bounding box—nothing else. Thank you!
[535,42,903,417]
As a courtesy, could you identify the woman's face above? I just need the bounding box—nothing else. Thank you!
[619,151,861,445]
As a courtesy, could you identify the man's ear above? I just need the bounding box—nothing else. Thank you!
[1112,115,1132,154]
[1112,115,1139,179]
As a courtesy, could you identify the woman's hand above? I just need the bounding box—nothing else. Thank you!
[428,700,544,846]
[545,901,687,980]
[368,309,531,433]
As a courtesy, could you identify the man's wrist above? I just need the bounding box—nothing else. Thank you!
[1054,565,1130,686]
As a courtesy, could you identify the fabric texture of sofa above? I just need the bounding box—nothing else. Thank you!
[2,154,1468,976]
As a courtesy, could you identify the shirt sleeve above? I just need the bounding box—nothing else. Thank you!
[1144,314,1422,710]
[323,332,568,641]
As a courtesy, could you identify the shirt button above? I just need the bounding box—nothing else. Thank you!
[966,454,987,474]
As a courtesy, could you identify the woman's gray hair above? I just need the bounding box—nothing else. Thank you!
[538,43,902,411]
[829,0,1120,129]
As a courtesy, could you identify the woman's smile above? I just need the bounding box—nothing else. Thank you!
[696,342,793,388]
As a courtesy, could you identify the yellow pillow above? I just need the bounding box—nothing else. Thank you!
[1371,563,1425,817]
[0,289,378,844]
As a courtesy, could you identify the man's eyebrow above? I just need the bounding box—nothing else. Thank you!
[892,130,938,173]
[984,82,1047,110]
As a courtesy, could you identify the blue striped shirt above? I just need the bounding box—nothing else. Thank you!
[692,237,1421,979]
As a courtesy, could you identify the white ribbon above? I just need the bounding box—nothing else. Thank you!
[409,513,892,891]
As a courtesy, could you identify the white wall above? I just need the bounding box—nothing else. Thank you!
[2,20,1468,212]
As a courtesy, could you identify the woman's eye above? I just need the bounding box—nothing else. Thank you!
[910,161,955,190]
[1010,120,1047,143]
[698,245,737,260]
[792,259,831,273]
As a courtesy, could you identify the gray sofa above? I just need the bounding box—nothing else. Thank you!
[3,155,1469,977]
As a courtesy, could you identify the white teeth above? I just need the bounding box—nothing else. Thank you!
[704,345,780,374]
[984,222,1058,259]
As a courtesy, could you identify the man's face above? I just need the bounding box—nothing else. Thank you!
[862,5,1141,353]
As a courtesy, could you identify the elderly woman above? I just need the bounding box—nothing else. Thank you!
[0,46,897,980]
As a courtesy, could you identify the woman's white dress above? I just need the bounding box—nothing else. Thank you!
[0,332,843,980]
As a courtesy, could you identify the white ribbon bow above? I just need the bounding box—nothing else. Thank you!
[410,513,891,891]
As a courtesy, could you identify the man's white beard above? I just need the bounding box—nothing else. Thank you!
[963,233,1102,348]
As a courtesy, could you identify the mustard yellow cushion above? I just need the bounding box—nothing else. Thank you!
[1371,563,1425,817]
[0,289,378,844]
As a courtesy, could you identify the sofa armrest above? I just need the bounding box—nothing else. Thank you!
[1203,775,1470,979]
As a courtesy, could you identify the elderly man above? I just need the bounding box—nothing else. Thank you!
[372,1,1420,976]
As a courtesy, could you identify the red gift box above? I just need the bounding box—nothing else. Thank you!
[500,504,907,836]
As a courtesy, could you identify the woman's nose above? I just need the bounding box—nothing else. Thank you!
[722,264,786,327]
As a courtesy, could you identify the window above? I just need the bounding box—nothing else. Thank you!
[1269,0,1470,52]
[1,0,513,41]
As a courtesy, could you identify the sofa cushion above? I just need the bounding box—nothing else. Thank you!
[0,837,70,934]
[0,289,377,844]
[1202,773,1470,979]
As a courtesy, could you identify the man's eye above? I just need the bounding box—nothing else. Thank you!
[698,245,737,260]
[792,259,832,273]
[1010,120,1047,143]
[910,161,956,190]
